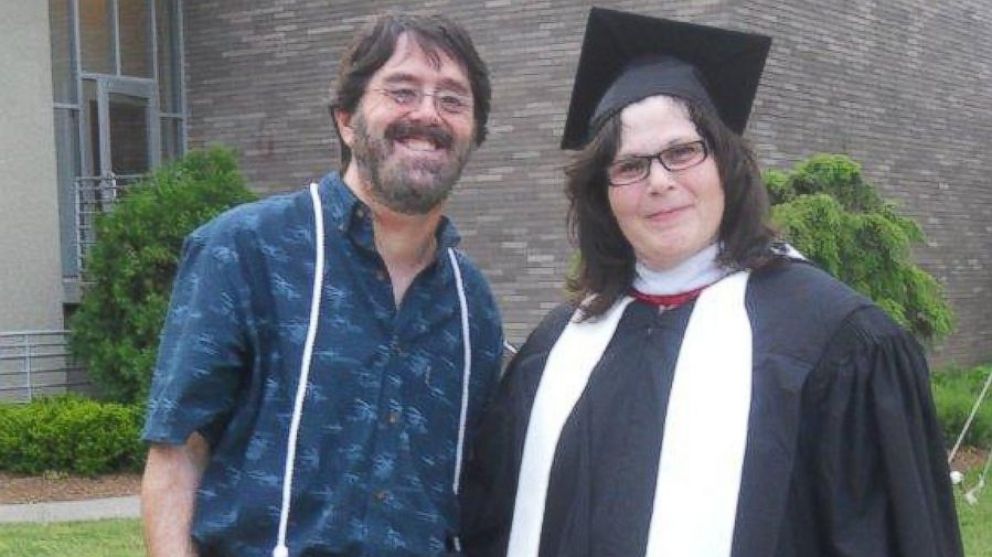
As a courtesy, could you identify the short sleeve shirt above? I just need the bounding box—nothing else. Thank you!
[143,171,504,556]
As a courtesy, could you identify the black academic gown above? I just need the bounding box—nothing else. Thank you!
[460,261,962,557]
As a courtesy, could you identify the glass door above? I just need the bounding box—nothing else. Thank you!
[82,77,159,179]
[75,76,159,273]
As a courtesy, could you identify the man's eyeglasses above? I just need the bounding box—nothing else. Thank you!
[606,140,709,186]
[375,87,473,116]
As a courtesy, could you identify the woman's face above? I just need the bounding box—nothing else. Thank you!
[607,95,724,271]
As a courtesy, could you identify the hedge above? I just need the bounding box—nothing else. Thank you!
[0,396,145,476]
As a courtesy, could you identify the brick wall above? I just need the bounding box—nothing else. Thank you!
[183,0,991,366]
[731,0,992,366]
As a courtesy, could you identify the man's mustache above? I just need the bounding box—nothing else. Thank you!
[385,120,453,150]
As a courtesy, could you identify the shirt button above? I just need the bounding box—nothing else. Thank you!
[375,490,388,502]
[388,411,400,424]
[356,208,366,219]
[376,270,386,281]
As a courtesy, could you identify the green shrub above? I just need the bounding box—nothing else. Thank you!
[932,365,992,448]
[0,396,145,475]
[70,147,256,403]
[767,154,954,343]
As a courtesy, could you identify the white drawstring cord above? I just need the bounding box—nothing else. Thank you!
[446,247,472,553]
[272,183,325,557]
[948,366,992,465]
[270,187,472,555]
[503,339,518,355]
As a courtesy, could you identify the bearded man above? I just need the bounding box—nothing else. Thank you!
[141,13,504,557]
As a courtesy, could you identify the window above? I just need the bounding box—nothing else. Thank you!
[49,0,185,280]
[156,0,184,163]
[118,0,153,78]
[79,0,115,74]
[50,0,77,103]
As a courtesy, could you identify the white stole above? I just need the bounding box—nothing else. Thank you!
[507,271,752,557]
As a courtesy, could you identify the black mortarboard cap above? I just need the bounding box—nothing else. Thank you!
[561,7,772,149]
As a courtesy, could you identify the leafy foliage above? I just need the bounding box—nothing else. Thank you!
[767,154,953,343]
[70,148,256,403]
[0,396,145,475]
[932,364,992,448]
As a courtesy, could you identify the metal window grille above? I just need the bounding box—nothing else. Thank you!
[0,331,87,403]
[74,173,144,274]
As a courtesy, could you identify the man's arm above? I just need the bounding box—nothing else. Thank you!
[142,432,211,557]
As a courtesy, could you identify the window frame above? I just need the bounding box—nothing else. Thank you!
[50,0,187,283]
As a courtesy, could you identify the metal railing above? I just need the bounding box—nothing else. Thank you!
[0,331,88,403]
[74,174,144,274]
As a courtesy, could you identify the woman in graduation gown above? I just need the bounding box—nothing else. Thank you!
[459,7,962,557]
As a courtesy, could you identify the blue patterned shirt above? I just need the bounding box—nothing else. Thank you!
[143,172,504,556]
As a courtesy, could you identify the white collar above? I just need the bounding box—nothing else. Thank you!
[633,244,728,295]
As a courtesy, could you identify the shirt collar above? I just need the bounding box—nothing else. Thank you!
[318,171,462,254]
[632,243,728,296]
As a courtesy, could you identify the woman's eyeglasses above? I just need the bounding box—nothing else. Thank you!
[606,140,709,186]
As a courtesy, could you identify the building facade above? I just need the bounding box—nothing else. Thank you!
[180,0,992,366]
[0,2,63,334]
[2,0,989,381]
[0,0,184,399]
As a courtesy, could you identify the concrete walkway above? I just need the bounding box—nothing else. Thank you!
[0,495,140,524]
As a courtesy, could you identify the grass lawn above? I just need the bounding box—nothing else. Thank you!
[0,488,988,556]
[0,518,143,556]
[956,470,992,557]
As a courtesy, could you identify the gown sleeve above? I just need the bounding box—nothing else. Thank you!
[801,306,963,557]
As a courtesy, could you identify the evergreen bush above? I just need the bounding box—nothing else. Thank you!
[0,396,145,475]
[70,147,256,403]
[766,154,954,343]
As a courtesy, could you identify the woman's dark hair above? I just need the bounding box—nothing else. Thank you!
[565,96,778,318]
[329,13,491,170]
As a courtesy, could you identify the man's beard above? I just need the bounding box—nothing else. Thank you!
[349,113,473,215]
